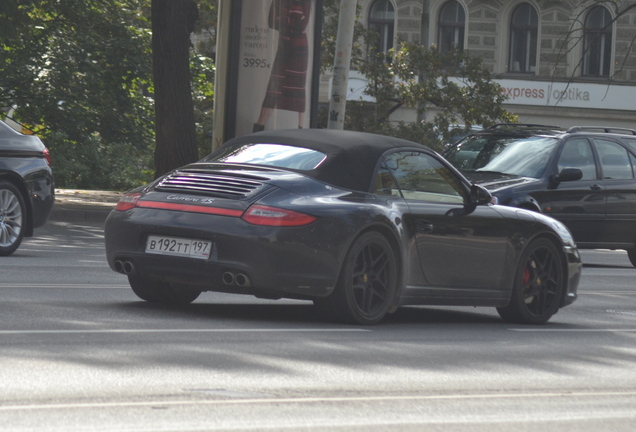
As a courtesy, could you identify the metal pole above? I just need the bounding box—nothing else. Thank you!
[327,0,357,130]
[417,0,430,123]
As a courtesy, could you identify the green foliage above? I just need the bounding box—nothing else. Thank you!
[324,41,518,152]
[0,0,156,189]
[45,130,154,190]
[190,43,216,158]
[0,0,216,189]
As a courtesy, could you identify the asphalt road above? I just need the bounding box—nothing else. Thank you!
[1,204,635,431]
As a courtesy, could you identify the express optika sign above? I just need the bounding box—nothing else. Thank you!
[494,79,636,111]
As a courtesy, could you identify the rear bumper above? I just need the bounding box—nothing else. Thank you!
[104,207,345,299]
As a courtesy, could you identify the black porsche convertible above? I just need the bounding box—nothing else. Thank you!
[104,129,580,325]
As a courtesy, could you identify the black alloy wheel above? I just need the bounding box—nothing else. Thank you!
[128,275,201,305]
[322,231,397,325]
[497,238,564,324]
[0,181,26,256]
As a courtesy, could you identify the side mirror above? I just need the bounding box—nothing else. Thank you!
[470,184,494,206]
[557,167,583,182]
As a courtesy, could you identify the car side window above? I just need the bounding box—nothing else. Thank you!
[373,167,401,197]
[384,151,465,204]
[595,139,634,180]
[622,137,636,153]
[558,139,597,180]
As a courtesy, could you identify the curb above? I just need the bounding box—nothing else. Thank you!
[49,189,122,223]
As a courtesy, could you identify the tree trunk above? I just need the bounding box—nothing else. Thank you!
[152,0,199,178]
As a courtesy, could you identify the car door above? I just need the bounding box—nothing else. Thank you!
[383,150,509,291]
[536,137,607,244]
[594,138,636,246]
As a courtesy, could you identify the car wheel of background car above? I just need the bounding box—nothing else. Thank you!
[497,238,564,324]
[128,275,201,304]
[0,181,26,256]
[626,249,636,268]
[327,231,398,325]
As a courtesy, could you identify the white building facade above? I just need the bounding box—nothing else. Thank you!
[320,0,636,129]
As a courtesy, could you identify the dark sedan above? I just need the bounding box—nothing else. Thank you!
[444,124,636,266]
[105,129,580,325]
[0,120,54,255]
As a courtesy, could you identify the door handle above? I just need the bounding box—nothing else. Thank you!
[416,220,434,233]
[590,184,603,191]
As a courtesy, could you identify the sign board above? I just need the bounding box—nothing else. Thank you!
[491,79,636,111]
[224,0,322,141]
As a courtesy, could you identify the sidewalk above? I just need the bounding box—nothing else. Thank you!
[50,189,123,223]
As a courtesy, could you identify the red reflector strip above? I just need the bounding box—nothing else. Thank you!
[136,200,243,217]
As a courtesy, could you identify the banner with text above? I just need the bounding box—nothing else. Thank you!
[493,79,636,111]
[231,0,319,138]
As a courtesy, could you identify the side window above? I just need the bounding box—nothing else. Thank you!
[621,137,636,153]
[595,139,634,180]
[438,1,465,53]
[558,139,597,180]
[373,166,400,197]
[384,151,465,204]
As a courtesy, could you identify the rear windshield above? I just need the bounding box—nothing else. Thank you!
[204,143,327,171]
[445,135,559,178]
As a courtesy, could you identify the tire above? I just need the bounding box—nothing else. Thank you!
[321,231,397,325]
[128,275,201,305]
[0,181,26,256]
[627,249,636,267]
[497,238,565,325]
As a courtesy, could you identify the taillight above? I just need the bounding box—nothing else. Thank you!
[43,148,51,166]
[241,205,317,227]
[115,193,141,211]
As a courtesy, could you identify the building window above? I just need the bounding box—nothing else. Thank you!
[508,3,538,73]
[368,0,395,60]
[583,6,613,77]
[438,1,465,53]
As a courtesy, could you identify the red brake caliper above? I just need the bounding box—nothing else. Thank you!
[522,265,531,285]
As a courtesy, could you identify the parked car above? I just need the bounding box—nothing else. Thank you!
[105,129,580,325]
[0,120,54,256]
[444,124,636,266]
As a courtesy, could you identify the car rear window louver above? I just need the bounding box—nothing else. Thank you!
[154,169,266,198]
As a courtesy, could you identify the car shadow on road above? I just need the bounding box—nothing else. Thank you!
[582,263,634,269]
[119,300,509,326]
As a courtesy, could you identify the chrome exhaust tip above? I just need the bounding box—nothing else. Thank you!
[122,261,136,275]
[222,272,235,285]
[235,273,251,287]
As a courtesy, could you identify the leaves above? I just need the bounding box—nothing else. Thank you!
[1,0,155,188]
[345,42,518,150]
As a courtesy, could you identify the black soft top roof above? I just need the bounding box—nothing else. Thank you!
[216,129,430,192]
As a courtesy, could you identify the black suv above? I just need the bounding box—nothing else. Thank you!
[444,124,636,266]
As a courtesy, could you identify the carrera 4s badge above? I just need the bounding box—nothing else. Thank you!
[167,195,216,204]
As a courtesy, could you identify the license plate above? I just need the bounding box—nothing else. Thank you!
[145,235,212,260]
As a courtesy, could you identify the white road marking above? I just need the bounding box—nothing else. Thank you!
[0,284,129,289]
[1,390,636,412]
[510,328,636,332]
[0,328,369,335]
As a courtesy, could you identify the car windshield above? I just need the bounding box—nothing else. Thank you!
[445,135,559,178]
[204,143,327,170]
